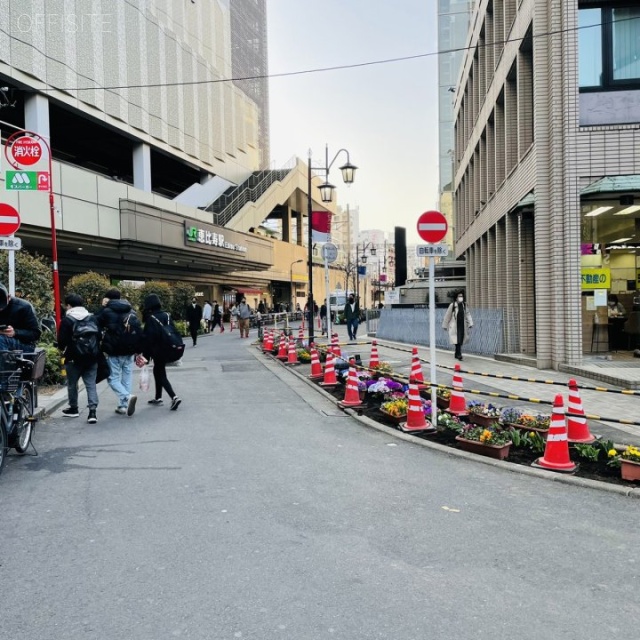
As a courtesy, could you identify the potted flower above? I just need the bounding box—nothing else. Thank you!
[503,409,551,434]
[296,348,311,363]
[611,445,640,482]
[380,397,409,424]
[436,387,451,410]
[366,377,405,400]
[371,361,393,376]
[455,424,513,460]
[466,401,503,428]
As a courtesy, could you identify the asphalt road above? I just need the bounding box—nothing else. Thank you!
[1,331,639,640]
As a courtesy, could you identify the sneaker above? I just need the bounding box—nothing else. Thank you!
[170,396,182,411]
[115,407,127,415]
[87,410,97,424]
[148,398,163,405]
[127,395,137,417]
[62,407,79,418]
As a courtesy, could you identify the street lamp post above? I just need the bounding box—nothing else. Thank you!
[358,241,376,308]
[290,259,303,313]
[307,145,357,343]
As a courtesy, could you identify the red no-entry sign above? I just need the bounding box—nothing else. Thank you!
[0,203,21,236]
[417,210,448,243]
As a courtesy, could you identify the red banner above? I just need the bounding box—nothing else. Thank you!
[311,211,331,243]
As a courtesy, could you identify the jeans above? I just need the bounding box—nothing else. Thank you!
[347,318,359,340]
[66,361,99,409]
[107,354,134,408]
[0,336,35,351]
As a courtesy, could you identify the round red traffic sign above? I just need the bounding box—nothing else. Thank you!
[417,210,448,243]
[0,203,21,236]
[10,136,43,166]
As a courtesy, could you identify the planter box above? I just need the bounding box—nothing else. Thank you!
[436,396,450,410]
[468,413,500,428]
[507,422,550,436]
[621,459,640,482]
[455,435,512,460]
[379,407,407,425]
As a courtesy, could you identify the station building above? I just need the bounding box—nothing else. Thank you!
[0,0,344,313]
[453,0,640,368]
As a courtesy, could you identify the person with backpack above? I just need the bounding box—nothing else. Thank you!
[57,293,100,423]
[138,294,182,410]
[96,288,143,417]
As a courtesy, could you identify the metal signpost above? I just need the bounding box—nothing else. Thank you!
[322,242,338,345]
[416,210,449,428]
[0,203,22,293]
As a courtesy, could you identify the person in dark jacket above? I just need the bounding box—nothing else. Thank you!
[0,283,41,351]
[96,288,139,417]
[57,293,99,423]
[186,297,203,346]
[211,300,224,334]
[343,294,361,341]
[138,294,181,410]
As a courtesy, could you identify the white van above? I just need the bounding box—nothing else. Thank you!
[328,291,353,323]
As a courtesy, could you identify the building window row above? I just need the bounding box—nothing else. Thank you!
[579,3,640,90]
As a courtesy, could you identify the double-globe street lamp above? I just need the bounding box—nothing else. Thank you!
[307,146,357,343]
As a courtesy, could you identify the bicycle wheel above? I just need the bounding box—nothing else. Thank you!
[0,412,7,475]
[13,384,34,455]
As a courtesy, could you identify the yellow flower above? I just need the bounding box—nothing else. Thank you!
[608,449,618,458]
[529,432,535,438]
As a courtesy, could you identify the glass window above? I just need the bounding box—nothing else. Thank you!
[579,8,603,87]
[612,8,640,81]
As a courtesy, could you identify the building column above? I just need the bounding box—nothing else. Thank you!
[133,143,152,192]
[282,205,291,243]
[519,212,536,354]
[25,94,50,139]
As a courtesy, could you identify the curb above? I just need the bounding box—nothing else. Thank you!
[255,346,640,500]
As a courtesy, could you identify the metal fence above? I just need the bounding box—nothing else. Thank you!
[370,307,520,355]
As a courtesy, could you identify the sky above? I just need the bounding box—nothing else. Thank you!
[266,0,440,245]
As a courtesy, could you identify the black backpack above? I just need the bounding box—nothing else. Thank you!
[151,313,185,363]
[71,315,101,361]
[116,312,143,355]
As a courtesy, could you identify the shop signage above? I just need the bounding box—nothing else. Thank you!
[581,267,610,290]
[185,225,247,253]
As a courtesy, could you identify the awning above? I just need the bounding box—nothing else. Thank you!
[581,175,640,196]
[233,288,264,296]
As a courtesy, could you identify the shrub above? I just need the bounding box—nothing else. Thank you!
[138,281,172,315]
[65,272,111,313]
[41,343,64,386]
[170,281,196,321]
[174,319,189,337]
[118,283,143,314]
[0,250,54,320]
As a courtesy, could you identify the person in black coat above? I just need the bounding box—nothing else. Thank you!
[139,294,181,410]
[185,297,203,346]
[0,284,41,351]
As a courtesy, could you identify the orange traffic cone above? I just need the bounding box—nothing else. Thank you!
[331,333,341,358]
[263,329,273,352]
[400,383,436,434]
[369,340,380,368]
[298,325,304,344]
[277,334,288,360]
[309,343,323,379]
[447,364,468,416]
[533,394,577,473]
[319,352,338,386]
[566,379,595,443]
[286,336,298,364]
[409,346,425,386]
[338,359,363,408]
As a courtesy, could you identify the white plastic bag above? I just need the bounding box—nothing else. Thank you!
[139,365,150,392]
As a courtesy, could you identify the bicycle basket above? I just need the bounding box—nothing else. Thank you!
[0,350,21,372]
[22,349,46,381]
[0,370,20,392]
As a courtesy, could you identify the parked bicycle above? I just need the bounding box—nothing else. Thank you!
[0,349,45,476]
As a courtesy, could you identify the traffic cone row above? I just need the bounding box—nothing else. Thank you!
[286,336,298,364]
[447,364,468,416]
[308,343,323,379]
[369,340,379,368]
[399,383,436,434]
[533,394,577,473]
[319,352,338,386]
[263,330,273,352]
[338,359,363,408]
[566,379,595,443]
[409,346,425,385]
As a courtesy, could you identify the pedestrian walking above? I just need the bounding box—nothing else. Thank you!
[97,287,143,416]
[186,297,203,346]
[229,303,238,332]
[138,294,181,410]
[202,300,212,333]
[237,298,252,338]
[442,290,473,361]
[212,300,225,333]
[343,294,361,341]
[57,293,100,423]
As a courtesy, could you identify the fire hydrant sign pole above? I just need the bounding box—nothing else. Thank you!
[5,130,61,328]
[417,210,449,428]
